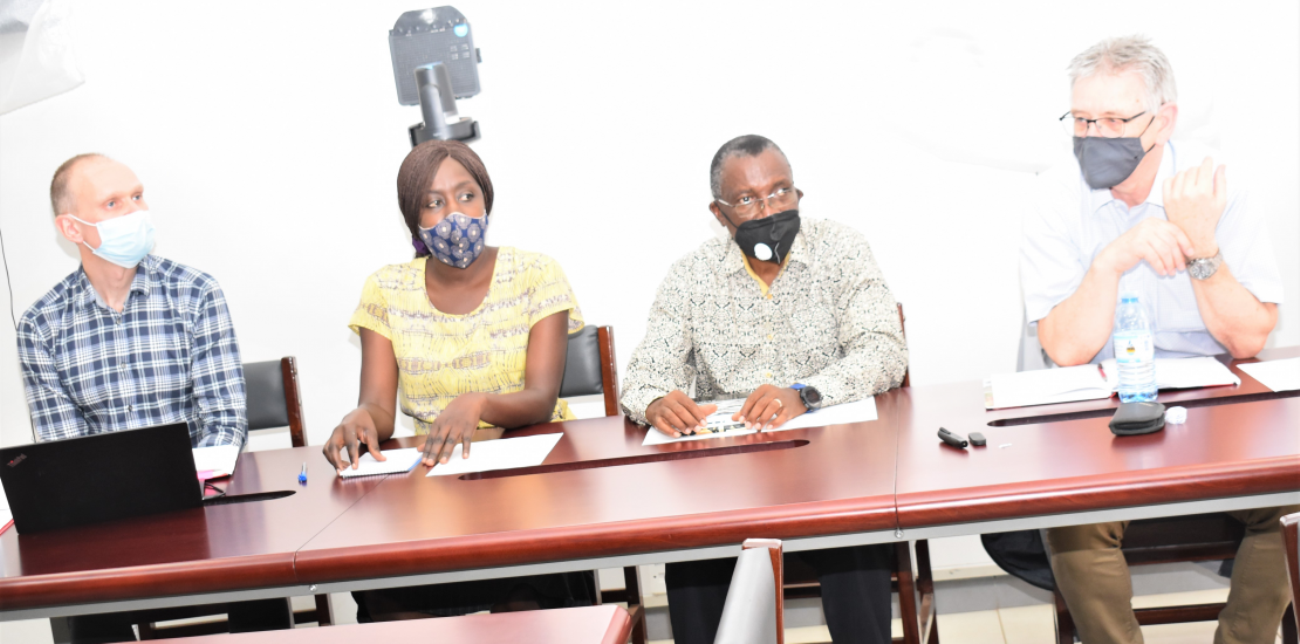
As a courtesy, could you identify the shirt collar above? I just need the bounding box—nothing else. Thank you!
[74,255,158,309]
[1089,141,1177,215]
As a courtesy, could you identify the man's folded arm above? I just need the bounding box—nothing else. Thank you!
[190,282,248,448]
[619,268,698,425]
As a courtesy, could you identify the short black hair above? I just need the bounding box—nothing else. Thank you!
[709,135,787,199]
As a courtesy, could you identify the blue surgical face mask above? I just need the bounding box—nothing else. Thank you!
[418,212,488,269]
[70,210,156,268]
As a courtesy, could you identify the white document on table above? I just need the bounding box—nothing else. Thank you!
[1100,356,1241,390]
[642,398,878,446]
[192,445,241,479]
[986,365,1111,409]
[0,478,11,534]
[338,448,423,478]
[425,433,563,477]
[1238,357,1300,392]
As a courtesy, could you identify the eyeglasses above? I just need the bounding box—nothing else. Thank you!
[1059,110,1150,138]
[716,186,799,219]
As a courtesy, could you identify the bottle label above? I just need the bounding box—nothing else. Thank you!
[1114,333,1154,364]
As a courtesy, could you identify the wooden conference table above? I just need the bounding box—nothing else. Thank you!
[1,348,1296,623]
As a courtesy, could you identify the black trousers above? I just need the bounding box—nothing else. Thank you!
[666,544,893,644]
[61,599,292,643]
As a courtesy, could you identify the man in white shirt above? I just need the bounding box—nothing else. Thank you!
[1021,36,1295,644]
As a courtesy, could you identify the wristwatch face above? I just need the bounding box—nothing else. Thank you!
[1188,253,1222,280]
[800,386,822,409]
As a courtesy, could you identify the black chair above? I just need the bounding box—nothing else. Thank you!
[1285,512,1300,637]
[134,357,331,639]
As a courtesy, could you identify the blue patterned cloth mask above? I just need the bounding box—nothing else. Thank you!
[418,212,488,268]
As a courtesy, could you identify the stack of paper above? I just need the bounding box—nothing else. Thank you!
[338,448,423,478]
[642,398,878,446]
[1100,356,1241,390]
[426,433,563,477]
[1238,357,1300,392]
[986,365,1111,409]
[193,445,241,480]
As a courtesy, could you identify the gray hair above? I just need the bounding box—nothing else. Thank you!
[1068,35,1177,113]
[709,135,788,199]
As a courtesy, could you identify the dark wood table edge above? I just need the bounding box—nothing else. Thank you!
[0,553,296,612]
[896,456,1300,528]
[292,496,897,584]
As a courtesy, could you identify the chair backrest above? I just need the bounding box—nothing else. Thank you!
[559,325,620,417]
[1284,512,1300,632]
[243,357,306,447]
[715,538,784,644]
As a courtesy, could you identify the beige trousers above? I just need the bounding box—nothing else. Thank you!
[1046,505,1299,644]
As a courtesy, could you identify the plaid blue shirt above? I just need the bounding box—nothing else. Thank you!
[17,255,247,447]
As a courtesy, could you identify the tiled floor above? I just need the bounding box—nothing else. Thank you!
[652,588,1289,644]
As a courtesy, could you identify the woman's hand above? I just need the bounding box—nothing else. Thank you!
[323,407,387,472]
[422,393,486,467]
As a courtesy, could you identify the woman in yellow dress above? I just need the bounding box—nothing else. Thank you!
[322,140,590,620]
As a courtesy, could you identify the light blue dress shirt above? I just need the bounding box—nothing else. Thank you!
[1020,140,1283,363]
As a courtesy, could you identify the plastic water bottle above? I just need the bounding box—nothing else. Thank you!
[1113,294,1157,403]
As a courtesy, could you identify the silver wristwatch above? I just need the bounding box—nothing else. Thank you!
[1187,251,1223,281]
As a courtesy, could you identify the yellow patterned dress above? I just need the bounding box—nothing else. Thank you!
[349,247,584,433]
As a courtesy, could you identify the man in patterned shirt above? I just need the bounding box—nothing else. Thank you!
[18,154,287,642]
[621,135,908,644]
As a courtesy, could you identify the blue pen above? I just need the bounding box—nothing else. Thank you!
[298,462,307,484]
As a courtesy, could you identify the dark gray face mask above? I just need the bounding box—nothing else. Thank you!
[1073,136,1147,189]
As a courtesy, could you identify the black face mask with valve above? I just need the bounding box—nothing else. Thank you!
[726,209,801,265]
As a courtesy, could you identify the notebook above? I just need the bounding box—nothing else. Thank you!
[986,357,1242,409]
[193,445,241,480]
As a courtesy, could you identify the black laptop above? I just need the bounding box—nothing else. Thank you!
[0,423,203,534]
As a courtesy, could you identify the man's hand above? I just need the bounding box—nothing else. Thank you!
[645,390,718,437]
[323,408,386,472]
[734,385,806,431]
[1097,217,1195,278]
[1163,157,1226,258]
[422,393,485,467]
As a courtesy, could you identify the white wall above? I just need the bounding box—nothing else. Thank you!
[0,2,1296,451]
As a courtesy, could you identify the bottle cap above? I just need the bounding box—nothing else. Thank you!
[1164,406,1187,424]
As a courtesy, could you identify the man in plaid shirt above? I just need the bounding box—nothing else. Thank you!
[18,154,247,448]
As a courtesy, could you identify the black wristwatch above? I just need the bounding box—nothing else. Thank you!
[790,384,822,411]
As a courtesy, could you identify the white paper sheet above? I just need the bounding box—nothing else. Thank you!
[0,478,11,533]
[425,433,563,477]
[338,448,423,478]
[192,445,240,479]
[642,398,879,446]
[986,365,1111,409]
[1238,357,1300,393]
[1101,356,1241,391]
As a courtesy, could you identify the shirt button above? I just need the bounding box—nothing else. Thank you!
[127,404,134,412]
[767,335,774,341]
[765,372,773,379]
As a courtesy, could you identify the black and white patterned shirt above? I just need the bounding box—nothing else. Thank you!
[17,255,247,447]
[620,217,908,424]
